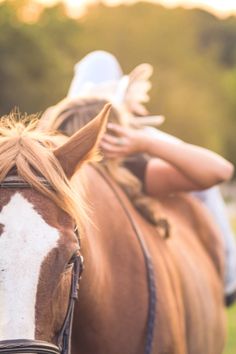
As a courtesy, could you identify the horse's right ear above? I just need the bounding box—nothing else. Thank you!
[53,103,111,178]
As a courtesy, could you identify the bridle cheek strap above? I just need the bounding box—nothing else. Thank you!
[57,254,84,354]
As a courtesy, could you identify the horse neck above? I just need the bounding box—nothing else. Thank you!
[72,164,148,354]
[77,163,144,297]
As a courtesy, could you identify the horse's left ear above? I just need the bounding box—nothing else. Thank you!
[53,103,111,178]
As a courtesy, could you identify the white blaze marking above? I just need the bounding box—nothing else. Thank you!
[0,193,60,340]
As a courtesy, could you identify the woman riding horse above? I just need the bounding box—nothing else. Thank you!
[40,51,236,305]
[64,50,236,306]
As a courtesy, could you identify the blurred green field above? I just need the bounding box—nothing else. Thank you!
[224,304,236,354]
[224,217,236,354]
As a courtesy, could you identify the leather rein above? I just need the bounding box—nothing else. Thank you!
[0,176,84,354]
[92,165,157,354]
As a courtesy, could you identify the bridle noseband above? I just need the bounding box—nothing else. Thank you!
[0,176,84,354]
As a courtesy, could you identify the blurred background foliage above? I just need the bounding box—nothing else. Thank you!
[0,1,236,353]
[0,0,236,169]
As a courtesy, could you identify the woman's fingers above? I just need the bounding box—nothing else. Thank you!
[100,140,128,158]
[102,133,128,146]
[102,124,145,156]
[107,123,129,137]
[100,141,124,153]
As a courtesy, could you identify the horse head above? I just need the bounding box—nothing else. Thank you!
[0,105,110,354]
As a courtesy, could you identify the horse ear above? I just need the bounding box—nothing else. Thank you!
[53,103,111,178]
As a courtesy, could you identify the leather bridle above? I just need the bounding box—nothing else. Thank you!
[0,176,84,354]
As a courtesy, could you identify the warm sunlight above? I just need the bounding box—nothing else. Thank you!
[38,0,236,18]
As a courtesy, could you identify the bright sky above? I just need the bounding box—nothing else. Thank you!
[38,0,236,18]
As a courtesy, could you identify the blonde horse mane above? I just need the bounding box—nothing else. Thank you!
[40,98,169,236]
[0,112,88,230]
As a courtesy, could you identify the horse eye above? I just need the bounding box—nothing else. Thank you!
[64,263,73,271]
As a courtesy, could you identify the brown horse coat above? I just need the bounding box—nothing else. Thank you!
[72,164,225,354]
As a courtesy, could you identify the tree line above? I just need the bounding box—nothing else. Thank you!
[0,0,236,169]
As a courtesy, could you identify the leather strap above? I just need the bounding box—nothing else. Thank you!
[0,176,52,189]
[92,164,156,354]
[57,254,84,354]
[0,340,60,354]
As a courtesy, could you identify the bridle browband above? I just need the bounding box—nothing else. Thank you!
[0,176,52,189]
[0,176,84,354]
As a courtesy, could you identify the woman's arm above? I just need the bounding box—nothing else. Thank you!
[101,123,234,197]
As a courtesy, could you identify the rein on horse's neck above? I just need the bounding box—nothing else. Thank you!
[84,164,156,354]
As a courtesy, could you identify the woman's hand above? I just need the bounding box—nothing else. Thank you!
[100,123,148,159]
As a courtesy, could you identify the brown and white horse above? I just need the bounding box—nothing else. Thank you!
[0,106,226,354]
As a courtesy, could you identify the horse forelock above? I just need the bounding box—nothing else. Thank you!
[0,113,87,231]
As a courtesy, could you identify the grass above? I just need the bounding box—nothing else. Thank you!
[224,304,236,354]
[223,215,236,354]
